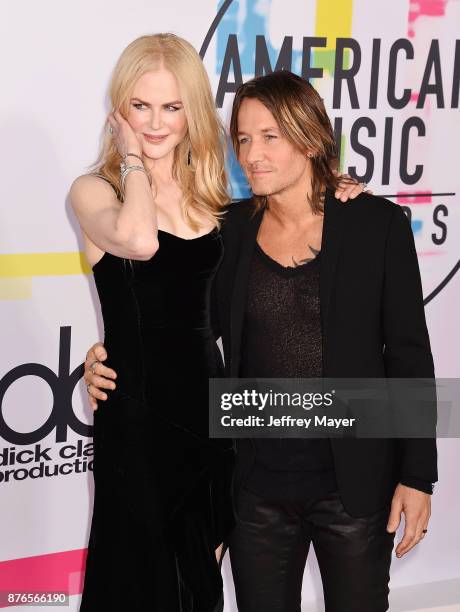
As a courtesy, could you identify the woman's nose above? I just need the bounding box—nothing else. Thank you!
[150,109,162,131]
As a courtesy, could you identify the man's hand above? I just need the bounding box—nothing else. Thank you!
[84,342,117,411]
[387,483,431,558]
[333,170,373,202]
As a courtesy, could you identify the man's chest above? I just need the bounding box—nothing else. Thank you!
[257,219,323,268]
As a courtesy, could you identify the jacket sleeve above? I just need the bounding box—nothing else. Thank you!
[382,203,438,491]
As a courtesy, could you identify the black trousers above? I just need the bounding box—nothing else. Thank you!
[228,487,395,612]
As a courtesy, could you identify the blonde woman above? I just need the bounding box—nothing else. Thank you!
[70,34,234,611]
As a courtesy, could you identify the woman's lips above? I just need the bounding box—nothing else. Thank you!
[144,134,168,144]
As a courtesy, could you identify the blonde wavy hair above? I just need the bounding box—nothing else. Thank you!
[89,33,230,230]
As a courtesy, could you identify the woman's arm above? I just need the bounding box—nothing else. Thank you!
[70,110,158,264]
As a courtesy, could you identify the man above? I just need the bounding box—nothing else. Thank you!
[85,71,437,611]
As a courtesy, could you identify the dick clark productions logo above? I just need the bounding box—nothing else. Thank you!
[0,327,91,445]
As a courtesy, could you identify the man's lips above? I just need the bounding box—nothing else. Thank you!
[249,169,272,176]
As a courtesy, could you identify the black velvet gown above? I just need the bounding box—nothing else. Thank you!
[80,227,235,612]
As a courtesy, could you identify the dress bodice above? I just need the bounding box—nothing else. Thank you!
[92,227,224,405]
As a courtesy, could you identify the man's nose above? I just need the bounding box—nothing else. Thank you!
[245,140,265,164]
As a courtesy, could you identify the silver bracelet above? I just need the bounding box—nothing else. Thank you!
[120,158,144,175]
[120,165,147,195]
[123,152,143,163]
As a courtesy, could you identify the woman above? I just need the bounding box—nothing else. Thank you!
[71,33,235,612]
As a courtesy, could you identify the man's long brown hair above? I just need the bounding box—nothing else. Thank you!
[230,70,343,214]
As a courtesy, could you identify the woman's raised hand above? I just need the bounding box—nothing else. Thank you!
[107,109,143,159]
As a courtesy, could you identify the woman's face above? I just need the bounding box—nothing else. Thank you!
[127,67,188,161]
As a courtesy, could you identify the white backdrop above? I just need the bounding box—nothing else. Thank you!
[1,1,459,610]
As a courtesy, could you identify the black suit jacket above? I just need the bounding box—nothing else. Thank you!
[212,190,438,518]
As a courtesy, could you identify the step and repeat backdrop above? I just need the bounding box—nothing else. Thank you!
[1,1,459,610]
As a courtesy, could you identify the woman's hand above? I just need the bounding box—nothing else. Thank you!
[107,109,143,159]
[333,170,373,202]
[84,342,117,411]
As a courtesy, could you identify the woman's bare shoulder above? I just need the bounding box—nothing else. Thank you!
[70,174,120,213]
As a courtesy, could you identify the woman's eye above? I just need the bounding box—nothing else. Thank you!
[239,138,249,144]
[133,103,146,110]
[265,134,276,140]
[166,105,181,112]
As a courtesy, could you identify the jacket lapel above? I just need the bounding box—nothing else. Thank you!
[320,190,346,364]
[229,207,264,376]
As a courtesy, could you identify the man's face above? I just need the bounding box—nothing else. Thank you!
[236,97,310,197]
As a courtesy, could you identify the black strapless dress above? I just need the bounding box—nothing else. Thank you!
[80,227,235,612]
